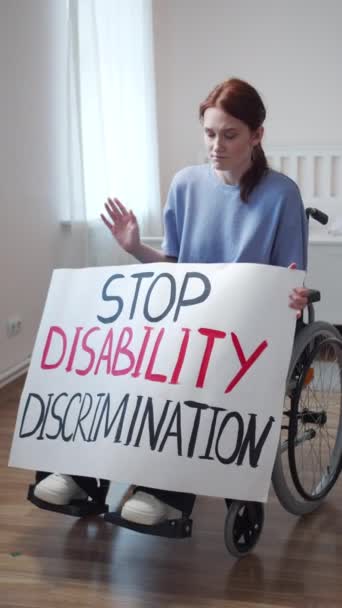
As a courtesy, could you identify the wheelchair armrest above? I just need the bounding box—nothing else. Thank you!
[306,289,321,304]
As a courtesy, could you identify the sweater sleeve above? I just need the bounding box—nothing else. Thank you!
[161,179,180,258]
[270,186,308,270]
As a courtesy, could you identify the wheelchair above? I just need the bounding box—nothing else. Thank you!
[27,207,342,557]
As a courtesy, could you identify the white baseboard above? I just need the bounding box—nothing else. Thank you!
[0,357,30,389]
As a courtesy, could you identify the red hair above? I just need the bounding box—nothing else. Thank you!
[199,78,268,202]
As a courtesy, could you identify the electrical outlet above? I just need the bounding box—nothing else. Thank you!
[6,317,22,338]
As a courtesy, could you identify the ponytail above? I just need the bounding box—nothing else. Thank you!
[240,143,268,202]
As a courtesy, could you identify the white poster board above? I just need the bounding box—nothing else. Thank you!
[9,263,304,502]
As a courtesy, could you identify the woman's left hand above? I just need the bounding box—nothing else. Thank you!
[288,262,309,318]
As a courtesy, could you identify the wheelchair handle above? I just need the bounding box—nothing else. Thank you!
[305,207,329,225]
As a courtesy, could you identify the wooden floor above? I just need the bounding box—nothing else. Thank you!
[2,377,342,608]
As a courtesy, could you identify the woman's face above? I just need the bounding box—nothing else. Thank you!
[203,107,263,174]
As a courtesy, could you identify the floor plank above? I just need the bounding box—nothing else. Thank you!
[1,376,342,608]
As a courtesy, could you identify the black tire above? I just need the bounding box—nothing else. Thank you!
[224,500,264,557]
[272,322,342,515]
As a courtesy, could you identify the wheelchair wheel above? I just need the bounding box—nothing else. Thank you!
[272,322,342,515]
[224,500,264,557]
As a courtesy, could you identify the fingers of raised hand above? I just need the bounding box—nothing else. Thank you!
[112,198,128,215]
[105,198,128,222]
[105,201,120,223]
[100,213,113,232]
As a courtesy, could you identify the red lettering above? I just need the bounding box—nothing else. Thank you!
[41,326,67,370]
[112,327,135,375]
[225,332,268,393]
[75,327,101,375]
[144,328,167,383]
[169,327,191,384]
[94,329,114,374]
[196,328,226,388]
[131,326,154,378]
[65,327,83,372]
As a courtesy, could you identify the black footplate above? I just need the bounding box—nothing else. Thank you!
[27,484,109,517]
[104,510,193,538]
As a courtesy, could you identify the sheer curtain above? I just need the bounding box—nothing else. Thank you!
[66,0,162,266]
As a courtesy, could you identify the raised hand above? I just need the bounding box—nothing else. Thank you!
[101,198,140,254]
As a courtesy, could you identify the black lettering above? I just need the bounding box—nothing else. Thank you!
[45,393,69,440]
[130,272,155,319]
[173,272,211,321]
[61,393,82,441]
[124,394,143,445]
[184,400,209,457]
[113,394,130,443]
[87,393,107,441]
[215,412,244,465]
[236,414,275,467]
[93,393,128,440]
[19,393,46,438]
[72,393,94,441]
[133,397,171,449]
[48,393,64,438]
[97,274,124,324]
[143,273,176,322]
[36,393,53,439]
[199,406,225,460]
[158,402,182,455]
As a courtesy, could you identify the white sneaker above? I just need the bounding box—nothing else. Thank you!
[121,491,181,525]
[33,474,88,505]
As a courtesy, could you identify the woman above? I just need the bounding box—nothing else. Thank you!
[33,78,309,524]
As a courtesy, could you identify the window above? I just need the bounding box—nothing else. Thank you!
[66,0,162,236]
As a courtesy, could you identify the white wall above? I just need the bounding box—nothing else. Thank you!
[0,0,85,383]
[152,0,342,201]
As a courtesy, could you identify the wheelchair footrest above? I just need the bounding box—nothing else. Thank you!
[104,510,193,539]
[27,484,109,517]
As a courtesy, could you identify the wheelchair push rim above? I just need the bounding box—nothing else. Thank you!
[272,321,342,515]
[288,336,342,501]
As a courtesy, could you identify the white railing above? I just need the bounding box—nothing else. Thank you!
[266,145,342,202]
[266,146,342,242]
